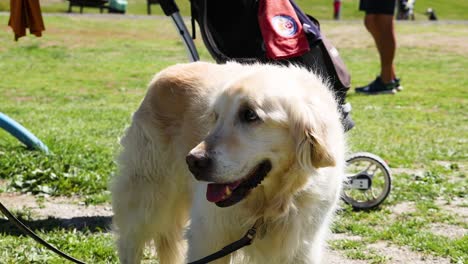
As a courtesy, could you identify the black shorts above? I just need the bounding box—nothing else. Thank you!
[359,0,396,15]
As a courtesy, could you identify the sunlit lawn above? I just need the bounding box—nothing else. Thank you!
[0,13,466,263]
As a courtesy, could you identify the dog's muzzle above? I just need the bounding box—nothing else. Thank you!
[206,160,272,208]
[186,151,213,181]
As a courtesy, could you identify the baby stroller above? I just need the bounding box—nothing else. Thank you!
[158,0,391,209]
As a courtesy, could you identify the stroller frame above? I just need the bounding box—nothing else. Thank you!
[158,0,391,210]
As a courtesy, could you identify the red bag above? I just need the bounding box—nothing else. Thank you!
[258,0,310,59]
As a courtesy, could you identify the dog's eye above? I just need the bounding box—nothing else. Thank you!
[240,108,259,123]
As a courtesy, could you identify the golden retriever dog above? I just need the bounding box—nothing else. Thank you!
[111,61,345,264]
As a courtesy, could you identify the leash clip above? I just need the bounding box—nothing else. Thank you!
[246,228,257,242]
[247,217,265,242]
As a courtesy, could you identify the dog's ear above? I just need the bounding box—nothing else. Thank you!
[301,128,336,168]
[291,102,338,170]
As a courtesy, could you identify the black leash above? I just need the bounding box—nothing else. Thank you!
[0,201,86,264]
[188,218,264,264]
[1,199,263,264]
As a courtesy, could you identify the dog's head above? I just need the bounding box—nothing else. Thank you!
[186,65,344,208]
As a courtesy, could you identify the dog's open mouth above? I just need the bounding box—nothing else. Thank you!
[206,160,272,207]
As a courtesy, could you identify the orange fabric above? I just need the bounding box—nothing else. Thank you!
[8,0,45,41]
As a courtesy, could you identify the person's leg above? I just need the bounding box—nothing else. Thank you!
[374,14,396,83]
[356,0,400,94]
[364,14,396,84]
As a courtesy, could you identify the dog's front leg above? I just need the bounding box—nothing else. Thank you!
[117,231,146,264]
[153,228,188,264]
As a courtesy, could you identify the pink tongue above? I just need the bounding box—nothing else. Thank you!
[206,181,241,203]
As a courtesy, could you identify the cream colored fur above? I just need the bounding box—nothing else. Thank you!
[111,62,346,264]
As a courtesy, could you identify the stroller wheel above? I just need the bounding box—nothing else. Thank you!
[342,152,392,210]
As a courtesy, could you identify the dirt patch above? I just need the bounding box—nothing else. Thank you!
[0,193,112,219]
[398,32,468,56]
[322,23,375,50]
[325,250,368,264]
[325,232,367,264]
[368,241,450,264]
[389,201,417,216]
[330,232,363,242]
[392,167,425,177]
[429,223,467,239]
[434,161,466,183]
[0,193,113,233]
[13,96,35,102]
[326,233,452,264]
[436,197,468,218]
[323,22,468,55]
[434,161,460,169]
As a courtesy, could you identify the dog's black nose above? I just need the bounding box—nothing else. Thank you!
[186,152,212,180]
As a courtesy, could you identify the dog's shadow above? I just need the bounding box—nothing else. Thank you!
[0,215,113,236]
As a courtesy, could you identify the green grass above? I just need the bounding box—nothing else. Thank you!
[0,13,467,263]
[329,239,389,263]
[1,0,468,20]
[0,231,117,263]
